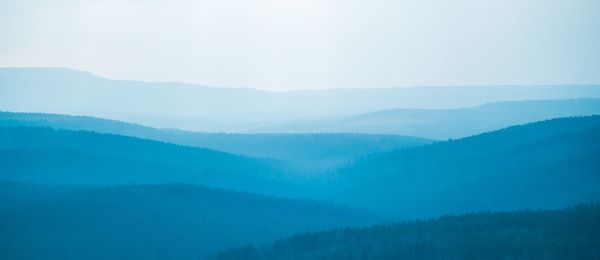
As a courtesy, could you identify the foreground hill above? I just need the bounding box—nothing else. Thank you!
[0,127,313,197]
[325,116,600,217]
[251,99,600,139]
[214,204,600,260]
[0,182,376,259]
[2,68,600,132]
[0,111,431,172]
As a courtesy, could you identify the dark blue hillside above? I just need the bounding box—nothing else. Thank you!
[328,116,600,218]
[213,204,600,260]
[0,182,377,259]
[0,127,310,197]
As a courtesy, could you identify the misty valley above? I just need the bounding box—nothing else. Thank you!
[0,68,599,259]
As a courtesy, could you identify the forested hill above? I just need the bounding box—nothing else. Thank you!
[0,127,311,197]
[214,204,600,260]
[326,116,600,218]
[0,111,432,172]
[0,182,377,259]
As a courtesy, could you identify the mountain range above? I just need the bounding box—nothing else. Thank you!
[2,67,600,132]
[2,67,600,259]
[250,99,600,139]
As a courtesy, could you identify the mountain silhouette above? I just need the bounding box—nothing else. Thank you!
[250,99,600,139]
[2,67,600,132]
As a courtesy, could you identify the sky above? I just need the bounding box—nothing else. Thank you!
[0,0,599,90]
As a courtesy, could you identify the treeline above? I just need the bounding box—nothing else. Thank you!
[0,182,376,259]
[214,204,600,260]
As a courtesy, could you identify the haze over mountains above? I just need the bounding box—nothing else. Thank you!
[1,115,599,258]
[251,99,600,139]
[2,67,600,259]
[2,67,600,133]
[3,0,600,257]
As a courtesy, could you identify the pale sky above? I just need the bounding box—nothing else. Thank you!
[1,0,599,90]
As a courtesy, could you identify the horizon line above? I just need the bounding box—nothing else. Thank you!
[2,66,600,93]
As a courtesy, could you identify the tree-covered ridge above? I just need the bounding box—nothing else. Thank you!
[0,111,432,173]
[0,127,311,197]
[327,116,600,217]
[0,182,377,259]
[214,204,600,260]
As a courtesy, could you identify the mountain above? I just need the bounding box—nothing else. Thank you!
[250,99,600,139]
[214,204,600,260]
[323,116,600,218]
[0,111,432,172]
[2,67,600,132]
[0,182,376,259]
[0,127,313,197]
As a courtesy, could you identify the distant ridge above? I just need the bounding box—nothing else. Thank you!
[2,67,600,132]
[250,98,600,139]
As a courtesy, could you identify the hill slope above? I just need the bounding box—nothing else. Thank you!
[214,205,600,260]
[251,99,600,139]
[0,182,376,259]
[0,127,312,197]
[324,116,600,217]
[0,111,432,172]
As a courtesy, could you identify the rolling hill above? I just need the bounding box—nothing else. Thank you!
[214,204,600,260]
[0,182,376,259]
[323,116,600,218]
[0,111,432,172]
[0,127,315,197]
[250,99,600,139]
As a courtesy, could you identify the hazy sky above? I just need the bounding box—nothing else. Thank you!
[1,0,599,90]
